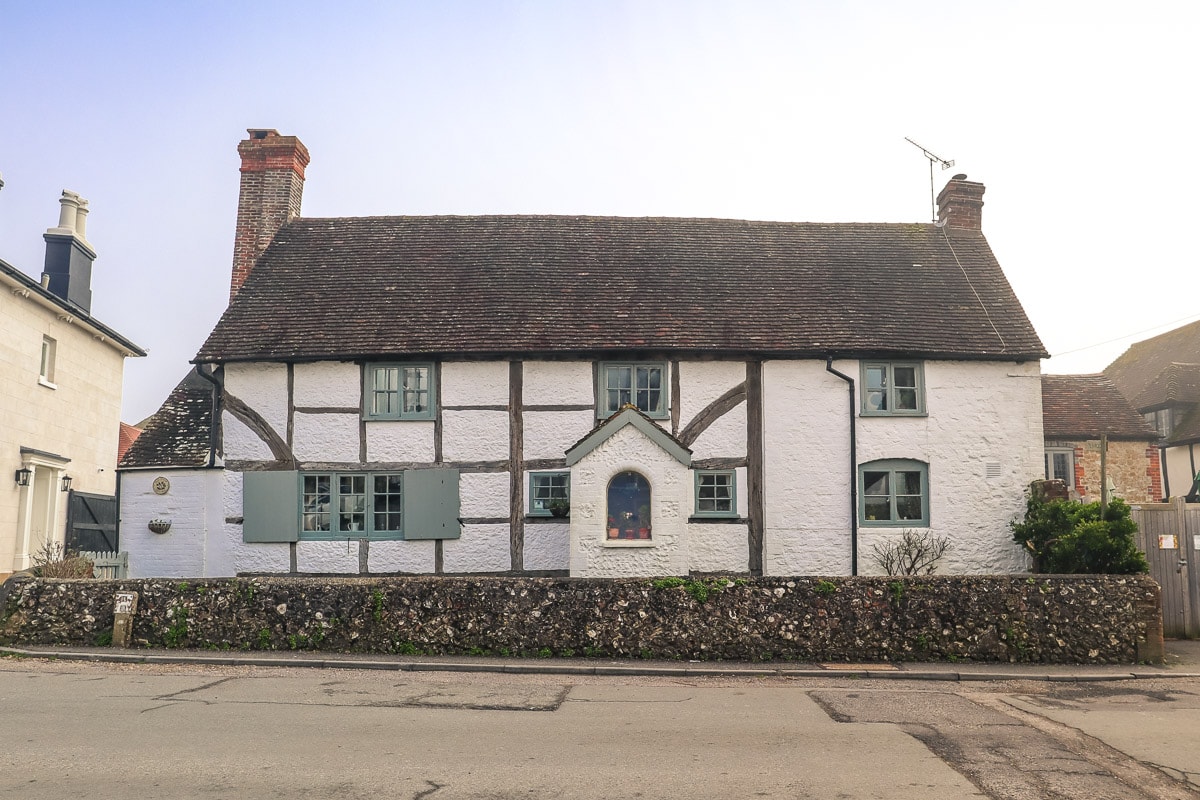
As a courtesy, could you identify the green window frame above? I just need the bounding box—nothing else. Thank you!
[694,470,737,517]
[529,471,570,516]
[859,459,929,527]
[301,472,405,540]
[598,361,668,418]
[364,363,435,420]
[861,361,925,416]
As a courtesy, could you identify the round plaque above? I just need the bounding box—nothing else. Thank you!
[152,476,171,495]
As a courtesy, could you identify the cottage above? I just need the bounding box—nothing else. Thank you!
[120,129,1047,578]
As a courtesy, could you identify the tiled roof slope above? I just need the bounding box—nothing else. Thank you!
[1130,363,1200,412]
[195,216,1047,363]
[117,422,142,464]
[1104,319,1200,410]
[1167,405,1200,446]
[119,369,215,469]
[1041,374,1157,441]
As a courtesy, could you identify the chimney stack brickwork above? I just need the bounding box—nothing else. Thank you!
[230,129,310,300]
[936,175,985,230]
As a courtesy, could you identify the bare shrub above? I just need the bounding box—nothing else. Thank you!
[31,541,94,579]
[870,528,950,576]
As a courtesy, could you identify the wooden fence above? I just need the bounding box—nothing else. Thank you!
[79,551,129,580]
[1132,498,1200,638]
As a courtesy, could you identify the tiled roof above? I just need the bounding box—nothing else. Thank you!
[1167,404,1200,446]
[1104,319,1200,410]
[1041,374,1157,441]
[195,216,1046,363]
[118,368,215,469]
[117,422,142,464]
[1130,363,1200,412]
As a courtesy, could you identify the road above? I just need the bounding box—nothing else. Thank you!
[1,657,1198,800]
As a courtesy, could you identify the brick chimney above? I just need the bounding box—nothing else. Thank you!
[230,129,310,300]
[42,190,95,313]
[936,174,985,230]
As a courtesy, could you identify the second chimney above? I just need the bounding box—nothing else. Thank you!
[230,129,310,301]
[42,190,96,314]
[936,174,985,230]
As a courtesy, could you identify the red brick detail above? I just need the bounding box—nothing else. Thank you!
[1147,446,1164,502]
[936,177,985,230]
[1073,445,1086,496]
[230,130,310,301]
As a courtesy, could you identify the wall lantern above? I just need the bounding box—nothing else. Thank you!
[14,467,31,487]
[60,474,73,492]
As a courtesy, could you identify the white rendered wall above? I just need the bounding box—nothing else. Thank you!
[121,469,224,578]
[524,409,595,460]
[569,425,691,577]
[223,363,287,461]
[1165,445,1194,500]
[443,362,509,407]
[293,412,360,462]
[688,523,749,572]
[445,523,511,572]
[293,361,360,408]
[443,410,509,462]
[525,522,570,570]
[762,359,1042,576]
[523,360,593,405]
[678,362,746,426]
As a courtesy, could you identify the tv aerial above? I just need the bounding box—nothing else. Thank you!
[905,137,954,222]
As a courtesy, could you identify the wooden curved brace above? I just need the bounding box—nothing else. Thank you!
[677,382,747,448]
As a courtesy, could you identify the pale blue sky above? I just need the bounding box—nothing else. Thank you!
[2,1,1197,422]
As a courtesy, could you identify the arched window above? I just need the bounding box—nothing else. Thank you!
[859,459,929,527]
[607,471,652,539]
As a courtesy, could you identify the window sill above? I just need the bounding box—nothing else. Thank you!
[298,533,408,542]
[602,539,655,548]
[38,378,57,390]
[859,411,927,418]
[688,516,747,524]
[525,515,570,524]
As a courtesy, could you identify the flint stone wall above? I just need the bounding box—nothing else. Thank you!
[0,574,1163,664]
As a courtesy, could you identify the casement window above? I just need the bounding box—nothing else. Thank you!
[598,362,668,418]
[39,335,57,387]
[242,468,460,542]
[1143,409,1175,439]
[365,363,435,420]
[694,470,737,517]
[861,361,925,416]
[1045,448,1075,486]
[607,470,652,539]
[529,471,570,517]
[859,459,929,527]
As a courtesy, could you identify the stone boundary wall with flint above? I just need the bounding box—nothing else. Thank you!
[0,574,1164,664]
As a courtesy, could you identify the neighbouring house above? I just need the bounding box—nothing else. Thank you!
[117,422,143,465]
[1,191,145,579]
[120,129,1048,579]
[1104,320,1200,500]
[1040,374,1161,504]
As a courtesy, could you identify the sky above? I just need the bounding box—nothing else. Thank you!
[2,1,1198,423]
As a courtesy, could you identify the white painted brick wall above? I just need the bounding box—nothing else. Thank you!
[524,523,570,571]
[444,524,511,572]
[688,523,749,573]
[365,421,435,462]
[293,412,360,462]
[442,410,509,462]
[523,361,593,405]
[460,472,510,518]
[224,363,288,458]
[523,409,595,460]
[369,540,436,573]
[762,359,1041,576]
[293,361,360,408]
[443,362,509,407]
[122,470,222,578]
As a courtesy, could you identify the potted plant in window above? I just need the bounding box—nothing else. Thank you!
[548,498,570,518]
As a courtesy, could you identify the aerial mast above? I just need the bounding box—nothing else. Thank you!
[905,137,955,222]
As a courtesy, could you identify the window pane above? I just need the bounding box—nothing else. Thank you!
[893,366,917,388]
[1051,453,1071,483]
[896,471,922,495]
[371,367,398,416]
[339,475,366,532]
[863,471,889,497]
[865,366,886,391]
[894,387,918,410]
[402,367,429,414]
[531,473,569,513]
[864,497,891,521]
[303,475,331,532]
[608,471,651,539]
[373,474,403,531]
[896,496,923,520]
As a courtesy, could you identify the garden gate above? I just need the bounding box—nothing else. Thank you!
[1133,497,1200,638]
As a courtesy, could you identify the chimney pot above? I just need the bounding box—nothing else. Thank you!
[42,190,95,313]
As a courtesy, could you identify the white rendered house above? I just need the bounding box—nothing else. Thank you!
[120,130,1047,578]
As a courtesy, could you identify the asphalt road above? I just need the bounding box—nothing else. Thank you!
[2,657,1198,800]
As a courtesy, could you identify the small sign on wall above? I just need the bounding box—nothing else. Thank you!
[1158,535,1178,550]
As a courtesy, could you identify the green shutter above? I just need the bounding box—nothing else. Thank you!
[243,471,301,543]
[402,468,461,540]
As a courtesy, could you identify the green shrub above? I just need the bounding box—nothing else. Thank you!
[1011,495,1148,574]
